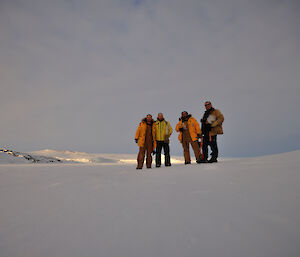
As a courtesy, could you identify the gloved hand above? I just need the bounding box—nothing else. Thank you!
[135,139,138,144]
[211,121,218,127]
[197,134,201,139]
[179,128,184,132]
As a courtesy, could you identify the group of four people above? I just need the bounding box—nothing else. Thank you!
[134,101,224,169]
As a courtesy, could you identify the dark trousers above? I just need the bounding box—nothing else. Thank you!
[156,141,171,166]
[202,135,218,160]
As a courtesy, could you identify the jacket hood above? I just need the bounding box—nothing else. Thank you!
[179,114,192,121]
[142,118,155,124]
[156,118,166,123]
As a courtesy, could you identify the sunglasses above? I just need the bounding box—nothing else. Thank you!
[205,103,211,106]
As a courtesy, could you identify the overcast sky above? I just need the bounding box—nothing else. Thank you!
[1,0,299,157]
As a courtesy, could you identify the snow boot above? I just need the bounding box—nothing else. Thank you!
[165,155,171,166]
[208,158,218,163]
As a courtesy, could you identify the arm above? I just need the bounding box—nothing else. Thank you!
[167,122,173,136]
[152,123,156,138]
[175,121,182,132]
[194,119,201,135]
[152,124,157,151]
[135,123,141,140]
[211,110,224,127]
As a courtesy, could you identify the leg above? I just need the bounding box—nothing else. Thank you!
[163,143,171,166]
[190,140,201,162]
[146,143,153,168]
[137,147,146,169]
[182,140,191,164]
[209,135,218,162]
[155,141,163,167]
[202,135,209,161]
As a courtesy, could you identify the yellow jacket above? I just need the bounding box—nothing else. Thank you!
[135,119,157,150]
[155,119,173,142]
[175,115,201,142]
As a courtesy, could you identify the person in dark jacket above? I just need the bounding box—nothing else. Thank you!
[200,101,224,163]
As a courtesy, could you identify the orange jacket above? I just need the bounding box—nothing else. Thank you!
[135,119,157,150]
[175,115,201,143]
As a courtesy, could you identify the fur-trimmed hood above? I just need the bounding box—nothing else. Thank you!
[179,114,192,122]
[141,118,155,124]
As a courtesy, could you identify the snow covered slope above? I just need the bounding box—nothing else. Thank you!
[0,151,299,257]
[31,149,119,164]
[0,149,183,165]
[0,149,62,164]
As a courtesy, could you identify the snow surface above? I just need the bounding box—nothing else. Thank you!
[0,151,300,257]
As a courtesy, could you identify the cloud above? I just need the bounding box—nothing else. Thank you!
[0,0,299,156]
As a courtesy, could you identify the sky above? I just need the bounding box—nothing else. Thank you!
[0,0,299,157]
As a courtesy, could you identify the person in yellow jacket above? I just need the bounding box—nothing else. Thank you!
[135,114,157,169]
[176,111,202,164]
[155,113,173,167]
[200,101,224,163]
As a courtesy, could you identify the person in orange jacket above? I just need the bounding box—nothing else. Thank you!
[135,114,157,169]
[176,111,202,164]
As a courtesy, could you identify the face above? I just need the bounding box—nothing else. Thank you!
[205,102,212,110]
[146,115,152,122]
[182,112,188,118]
[157,113,164,120]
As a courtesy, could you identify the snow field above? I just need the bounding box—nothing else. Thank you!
[0,151,300,257]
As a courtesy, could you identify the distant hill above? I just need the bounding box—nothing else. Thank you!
[0,148,185,164]
[0,149,62,164]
